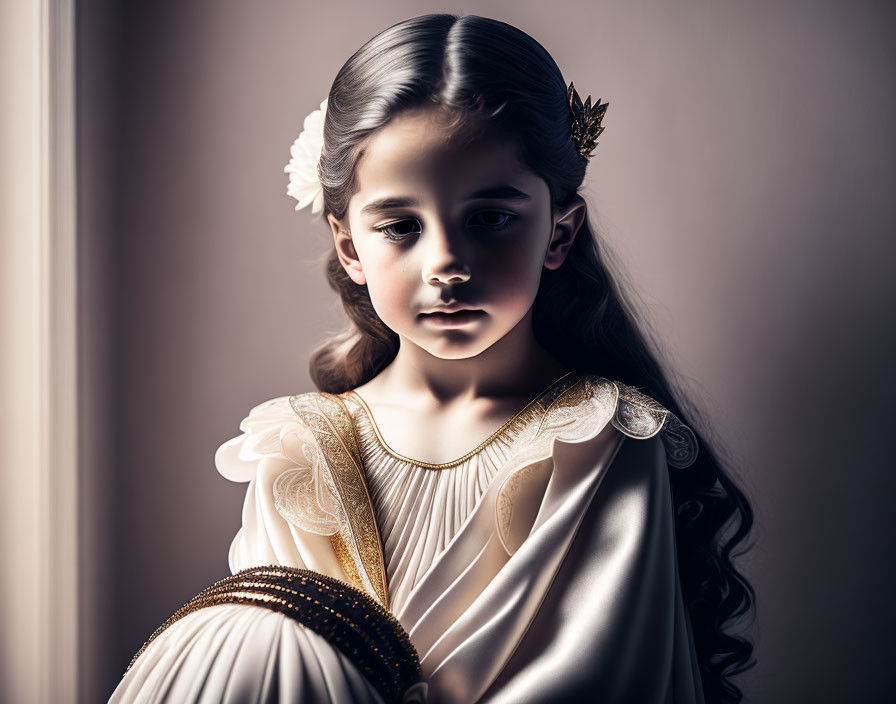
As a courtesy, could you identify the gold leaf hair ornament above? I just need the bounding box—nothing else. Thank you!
[567,82,608,160]
[284,98,327,216]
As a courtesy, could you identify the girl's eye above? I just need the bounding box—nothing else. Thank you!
[375,219,422,241]
[374,211,516,242]
[468,211,516,231]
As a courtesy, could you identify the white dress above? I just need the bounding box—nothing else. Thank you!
[109,372,705,703]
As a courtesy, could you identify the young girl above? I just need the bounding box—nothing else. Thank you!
[110,13,755,704]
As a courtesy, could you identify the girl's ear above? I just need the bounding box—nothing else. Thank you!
[328,214,367,285]
[544,194,587,270]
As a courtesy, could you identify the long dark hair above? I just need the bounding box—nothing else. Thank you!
[308,13,756,702]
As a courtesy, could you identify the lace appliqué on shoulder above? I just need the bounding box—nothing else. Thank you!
[272,438,342,536]
[611,381,699,468]
[494,375,699,554]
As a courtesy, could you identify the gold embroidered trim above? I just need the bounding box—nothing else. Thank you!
[288,393,390,609]
[331,532,363,589]
[345,371,574,469]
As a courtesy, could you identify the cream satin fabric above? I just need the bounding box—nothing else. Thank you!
[109,381,704,703]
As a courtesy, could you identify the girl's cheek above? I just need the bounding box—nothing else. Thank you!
[367,271,414,320]
[492,262,539,299]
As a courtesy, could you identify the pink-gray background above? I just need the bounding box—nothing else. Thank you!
[77,0,895,701]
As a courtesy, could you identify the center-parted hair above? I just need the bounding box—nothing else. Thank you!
[308,13,756,702]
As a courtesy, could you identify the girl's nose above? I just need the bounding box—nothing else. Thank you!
[424,263,471,286]
[421,226,471,285]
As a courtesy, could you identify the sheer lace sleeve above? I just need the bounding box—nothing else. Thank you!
[213,396,346,577]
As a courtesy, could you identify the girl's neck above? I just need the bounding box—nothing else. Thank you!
[362,310,570,407]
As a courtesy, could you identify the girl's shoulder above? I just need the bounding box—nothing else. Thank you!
[214,391,367,484]
[525,373,699,469]
[588,374,699,468]
[214,395,307,482]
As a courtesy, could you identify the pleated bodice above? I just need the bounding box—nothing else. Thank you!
[339,375,571,615]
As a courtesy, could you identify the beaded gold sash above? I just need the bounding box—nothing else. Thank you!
[126,566,422,704]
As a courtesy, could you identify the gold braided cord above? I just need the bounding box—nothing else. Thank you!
[345,371,574,470]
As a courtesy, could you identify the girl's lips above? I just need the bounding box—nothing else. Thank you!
[419,309,486,327]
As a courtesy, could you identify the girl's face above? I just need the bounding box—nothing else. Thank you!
[329,108,584,361]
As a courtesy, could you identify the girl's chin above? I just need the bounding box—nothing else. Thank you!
[413,333,505,361]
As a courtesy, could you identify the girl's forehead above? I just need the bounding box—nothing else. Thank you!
[351,109,540,203]
[362,109,501,158]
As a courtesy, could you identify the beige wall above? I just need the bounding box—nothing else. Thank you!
[76,1,895,701]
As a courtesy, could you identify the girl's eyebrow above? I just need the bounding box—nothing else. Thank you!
[360,186,532,216]
[360,197,418,216]
[466,185,532,202]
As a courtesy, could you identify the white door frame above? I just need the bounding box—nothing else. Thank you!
[0,0,78,701]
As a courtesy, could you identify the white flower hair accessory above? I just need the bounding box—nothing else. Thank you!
[284,98,327,215]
